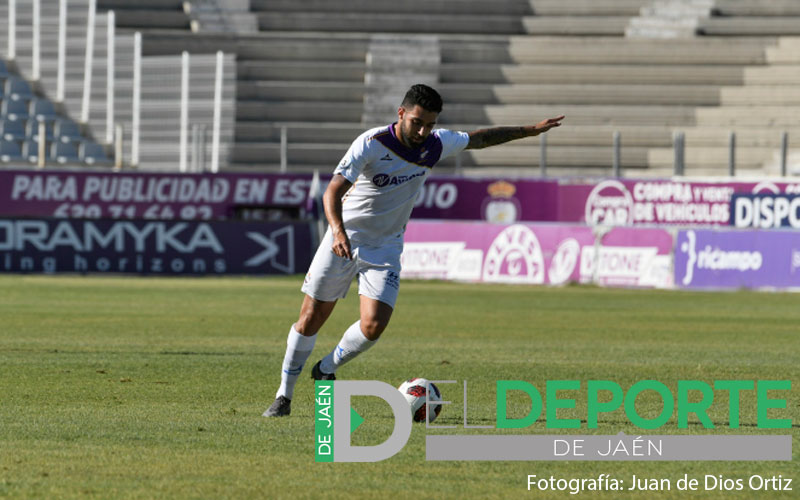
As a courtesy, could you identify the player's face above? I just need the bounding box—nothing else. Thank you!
[396,105,438,149]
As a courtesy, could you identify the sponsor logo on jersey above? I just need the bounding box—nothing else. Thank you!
[385,270,400,290]
[371,171,426,188]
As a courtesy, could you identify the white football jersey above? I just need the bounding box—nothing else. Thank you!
[334,123,469,245]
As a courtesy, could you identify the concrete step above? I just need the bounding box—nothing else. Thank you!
[647,146,783,170]
[142,34,368,60]
[231,142,347,164]
[251,0,649,16]
[711,0,800,17]
[765,46,800,64]
[255,12,525,35]
[236,81,722,106]
[98,0,185,9]
[438,83,721,106]
[695,106,800,127]
[521,17,631,36]
[107,10,190,30]
[777,37,800,49]
[236,101,363,122]
[442,37,770,65]
[720,86,800,105]
[237,61,365,82]
[698,17,800,36]
[743,66,800,85]
[234,122,365,143]
[441,63,746,85]
[250,0,534,16]
[526,0,649,16]
[236,81,364,102]
[442,104,696,127]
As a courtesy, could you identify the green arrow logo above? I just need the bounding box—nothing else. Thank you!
[350,407,364,433]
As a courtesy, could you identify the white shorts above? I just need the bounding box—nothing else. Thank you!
[301,229,402,308]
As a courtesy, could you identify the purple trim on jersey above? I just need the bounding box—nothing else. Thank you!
[374,123,444,168]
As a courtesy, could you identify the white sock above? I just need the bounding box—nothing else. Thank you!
[319,320,376,374]
[276,325,317,399]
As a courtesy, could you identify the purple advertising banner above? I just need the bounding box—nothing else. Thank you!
[401,221,673,288]
[7,169,800,228]
[0,169,561,223]
[409,176,559,223]
[0,218,312,275]
[675,229,800,290]
[0,170,313,220]
[558,178,800,226]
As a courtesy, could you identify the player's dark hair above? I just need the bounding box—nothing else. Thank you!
[401,84,443,114]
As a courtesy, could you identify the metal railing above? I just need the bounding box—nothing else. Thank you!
[269,128,794,178]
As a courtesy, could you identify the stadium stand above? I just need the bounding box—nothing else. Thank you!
[0,0,797,176]
[211,0,795,176]
[0,0,231,170]
[0,0,115,167]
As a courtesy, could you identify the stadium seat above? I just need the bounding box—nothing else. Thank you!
[4,76,33,101]
[0,139,23,162]
[26,119,55,141]
[0,59,9,79]
[80,141,113,166]
[53,118,84,143]
[51,141,80,165]
[1,118,26,141]
[29,98,57,122]
[1,98,30,121]
[22,138,49,164]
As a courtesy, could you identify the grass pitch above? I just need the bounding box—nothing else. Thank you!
[0,275,797,499]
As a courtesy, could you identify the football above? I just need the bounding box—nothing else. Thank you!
[397,378,443,423]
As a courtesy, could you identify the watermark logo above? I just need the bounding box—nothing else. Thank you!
[315,381,412,462]
[314,379,791,463]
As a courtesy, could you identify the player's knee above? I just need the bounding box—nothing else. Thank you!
[296,298,335,335]
[360,317,388,341]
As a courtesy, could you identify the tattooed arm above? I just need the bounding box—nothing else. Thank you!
[465,115,565,150]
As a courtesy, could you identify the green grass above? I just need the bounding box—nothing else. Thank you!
[0,275,797,499]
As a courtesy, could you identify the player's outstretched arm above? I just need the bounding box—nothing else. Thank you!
[465,115,565,150]
[323,174,354,259]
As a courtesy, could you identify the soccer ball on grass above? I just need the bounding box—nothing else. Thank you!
[397,378,442,423]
